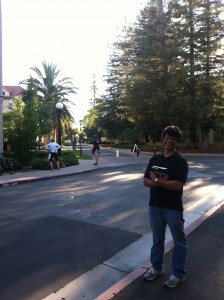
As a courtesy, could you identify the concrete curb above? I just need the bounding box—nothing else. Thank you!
[94,199,224,300]
[0,168,98,188]
[0,162,140,188]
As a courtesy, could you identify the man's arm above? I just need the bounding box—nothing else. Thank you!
[144,174,183,191]
[144,177,157,188]
[144,172,182,189]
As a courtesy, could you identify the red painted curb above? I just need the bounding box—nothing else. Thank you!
[95,200,224,300]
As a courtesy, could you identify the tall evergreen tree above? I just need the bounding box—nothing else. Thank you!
[168,0,224,147]
[195,0,224,147]
[103,0,224,145]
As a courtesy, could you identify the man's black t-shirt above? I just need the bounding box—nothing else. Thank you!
[144,152,188,211]
[92,140,100,154]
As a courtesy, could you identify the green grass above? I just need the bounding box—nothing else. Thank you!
[72,150,92,160]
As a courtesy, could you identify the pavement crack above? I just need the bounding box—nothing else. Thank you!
[102,262,129,274]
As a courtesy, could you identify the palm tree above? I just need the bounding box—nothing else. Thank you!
[20,61,77,140]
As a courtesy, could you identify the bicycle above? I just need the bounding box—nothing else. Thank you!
[0,154,16,176]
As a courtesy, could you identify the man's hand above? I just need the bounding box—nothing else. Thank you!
[149,171,157,181]
[150,171,169,181]
[160,173,169,180]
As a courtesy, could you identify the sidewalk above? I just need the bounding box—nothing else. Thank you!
[99,200,224,300]
[0,147,145,188]
[0,156,126,188]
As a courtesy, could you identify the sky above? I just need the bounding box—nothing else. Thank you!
[1,0,148,125]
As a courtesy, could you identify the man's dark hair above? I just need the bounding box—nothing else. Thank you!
[162,125,181,142]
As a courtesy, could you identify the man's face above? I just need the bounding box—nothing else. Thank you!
[163,134,178,151]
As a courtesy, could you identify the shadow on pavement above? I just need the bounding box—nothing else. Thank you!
[0,216,141,300]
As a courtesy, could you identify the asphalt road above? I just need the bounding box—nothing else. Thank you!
[0,151,224,300]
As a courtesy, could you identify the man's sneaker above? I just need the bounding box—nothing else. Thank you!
[93,163,98,165]
[164,275,185,288]
[144,267,164,281]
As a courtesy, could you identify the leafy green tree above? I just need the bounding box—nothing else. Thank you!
[19,87,40,163]
[37,102,52,141]
[118,128,139,144]
[83,105,103,140]
[20,61,77,140]
[83,94,136,142]
[4,89,40,164]
[5,97,24,155]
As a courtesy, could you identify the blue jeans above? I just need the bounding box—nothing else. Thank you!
[72,143,76,150]
[149,205,188,278]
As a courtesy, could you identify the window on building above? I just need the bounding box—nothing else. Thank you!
[8,99,13,108]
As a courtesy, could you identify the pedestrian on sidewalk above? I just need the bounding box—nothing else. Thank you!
[45,138,61,170]
[71,133,77,150]
[143,125,189,288]
[92,135,100,165]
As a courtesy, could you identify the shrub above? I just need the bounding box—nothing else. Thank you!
[31,157,49,170]
[141,143,163,152]
[31,150,79,170]
[34,151,50,159]
[61,150,79,166]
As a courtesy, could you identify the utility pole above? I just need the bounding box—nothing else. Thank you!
[0,0,3,157]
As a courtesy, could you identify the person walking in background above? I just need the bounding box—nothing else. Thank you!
[45,138,61,170]
[143,125,189,288]
[92,135,100,165]
[71,133,76,150]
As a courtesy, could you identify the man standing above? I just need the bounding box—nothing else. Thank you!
[92,135,100,165]
[143,125,188,288]
[71,133,76,150]
[45,138,61,170]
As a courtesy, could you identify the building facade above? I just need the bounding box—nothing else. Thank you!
[3,86,24,111]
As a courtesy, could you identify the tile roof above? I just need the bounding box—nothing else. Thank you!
[3,85,24,98]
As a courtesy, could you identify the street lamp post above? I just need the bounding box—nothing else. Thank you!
[56,102,63,156]
[79,120,82,157]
